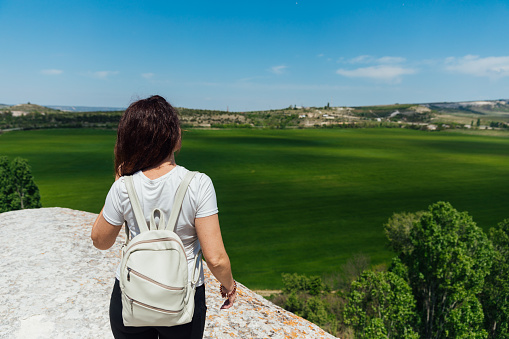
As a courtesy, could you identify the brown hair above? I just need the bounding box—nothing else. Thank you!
[114,95,180,177]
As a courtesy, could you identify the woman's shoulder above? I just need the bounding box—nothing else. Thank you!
[176,166,214,189]
[108,175,128,197]
[177,165,212,180]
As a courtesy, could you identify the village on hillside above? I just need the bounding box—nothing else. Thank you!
[1,100,509,131]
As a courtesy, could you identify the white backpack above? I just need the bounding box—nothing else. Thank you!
[119,171,202,327]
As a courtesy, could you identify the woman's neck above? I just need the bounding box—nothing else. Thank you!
[142,154,177,180]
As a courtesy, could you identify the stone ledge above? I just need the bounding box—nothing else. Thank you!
[0,208,337,338]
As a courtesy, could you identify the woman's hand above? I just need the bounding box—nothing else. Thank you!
[220,285,237,310]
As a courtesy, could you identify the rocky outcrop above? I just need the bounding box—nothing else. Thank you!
[0,208,337,338]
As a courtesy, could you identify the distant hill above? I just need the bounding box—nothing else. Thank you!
[47,105,125,112]
[1,99,508,131]
[2,99,508,115]
[424,100,509,115]
[0,103,125,114]
[8,103,61,113]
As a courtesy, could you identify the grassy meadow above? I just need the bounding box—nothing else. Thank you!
[1,128,509,289]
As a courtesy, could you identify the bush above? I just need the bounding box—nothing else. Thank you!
[0,156,41,212]
[281,273,325,295]
[344,270,418,339]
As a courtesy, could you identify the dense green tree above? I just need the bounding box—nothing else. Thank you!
[281,272,326,295]
[344,270,419,339]
[402,202,493,339]
[284,291,304,315]
[0,156,13,212]
[9,157,42,210]
[302,296,333,328]
[279,273,337,335]
[481,219,509,339]
[384,211,424,256]
[361,318,389,339]
[0,157,42,212]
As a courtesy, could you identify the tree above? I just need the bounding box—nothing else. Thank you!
[384,211,424,256]
[10,157,42,210]
[402,202,493,339]
[344,270,419,339]
[0,157,42,211]
[282,272,326,296]
[362,318,389,339]
[481,219,509,339]
[302,296,334,330]
[0,156,13,212]
[279,272,337,334]
[334,252,371,291]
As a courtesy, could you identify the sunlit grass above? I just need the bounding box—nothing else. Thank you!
[1,128,508,288]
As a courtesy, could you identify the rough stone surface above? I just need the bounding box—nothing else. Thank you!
[0,208,337,338]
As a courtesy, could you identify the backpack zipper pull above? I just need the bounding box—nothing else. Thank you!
[131,298,133,312]
[127,268,131,282]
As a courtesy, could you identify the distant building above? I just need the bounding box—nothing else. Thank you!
[388,110,400,119]
[11,111,28,117]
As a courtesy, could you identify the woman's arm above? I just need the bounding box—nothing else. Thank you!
[91,208,122,250]
[195,213,236,309]
[91,173,122,250]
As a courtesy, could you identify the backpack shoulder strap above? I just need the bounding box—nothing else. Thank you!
[124,175,150,233]
[166,171,197,232]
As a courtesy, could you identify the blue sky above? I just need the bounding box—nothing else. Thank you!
[1,0,508,111]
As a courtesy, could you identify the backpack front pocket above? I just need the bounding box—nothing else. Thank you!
[121,291,185,327]
[127,267,184,291]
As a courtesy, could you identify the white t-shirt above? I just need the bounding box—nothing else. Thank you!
[102,165,218,286]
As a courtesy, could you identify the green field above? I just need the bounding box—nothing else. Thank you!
[1,128,509,289]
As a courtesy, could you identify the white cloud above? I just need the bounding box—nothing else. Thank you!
[317,53,324,57]
[445,55,509,78]
[88,71,119,79]
[349,55,374,64]
[347,55,406,64]
[336,65,416,83]
[238,75,269,82]
[270,65,287,75]
[41,69,63,75]
[141,73,154,79]
[377,56,406,64]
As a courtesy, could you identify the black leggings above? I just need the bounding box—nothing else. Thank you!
[109,279,207,339]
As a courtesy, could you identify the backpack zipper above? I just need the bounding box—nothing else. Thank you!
[126,295,182,314]
[127,237,185,253]
[127,267,185,291]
